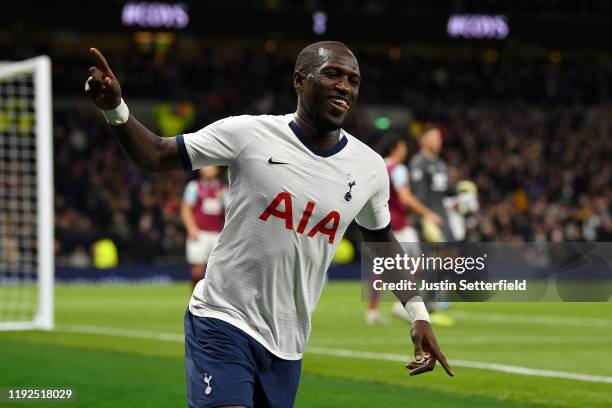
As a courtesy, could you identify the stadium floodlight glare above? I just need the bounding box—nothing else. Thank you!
[122,2,189,29]
[0,56,54,331]
[312,11,328,35]
[374,116,391,130]
[447,14,509,39]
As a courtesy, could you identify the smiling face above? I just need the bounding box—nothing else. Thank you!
[294,43,360,131]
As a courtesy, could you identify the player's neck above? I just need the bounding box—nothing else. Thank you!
[293,113,342,151]
[422,149,437,160]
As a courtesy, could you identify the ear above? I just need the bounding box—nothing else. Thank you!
[293,71,305,93]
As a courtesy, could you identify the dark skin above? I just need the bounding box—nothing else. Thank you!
[361,228,454,376]
[293,44,360,151]
[85,48,181,172]
[85,45,453,385]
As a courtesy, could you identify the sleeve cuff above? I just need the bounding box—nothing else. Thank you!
[175,135,192,171]
[357,222,392,236]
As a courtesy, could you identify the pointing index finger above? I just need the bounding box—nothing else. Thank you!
[429,345,455,377]
[90,47,113,74]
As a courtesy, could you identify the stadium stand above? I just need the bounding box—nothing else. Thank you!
[2,38,607,265]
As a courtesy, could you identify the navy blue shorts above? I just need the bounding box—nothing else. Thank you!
[185,311,301,408]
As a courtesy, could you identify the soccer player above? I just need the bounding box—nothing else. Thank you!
[409,124,452,242]
[409,124,457,325]
[366,135,442,325]
[383,135,442,249]
[181,166,225,288]
[85,41,453,408]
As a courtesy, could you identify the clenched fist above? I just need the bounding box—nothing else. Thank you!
[85,48,122,110]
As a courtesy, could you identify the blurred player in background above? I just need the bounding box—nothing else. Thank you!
[410,128,479,242]
[409,124,452,243]
[366,134,442,325]
[85,42,453,408]
[409,124,457,325]
[180,166,225,288]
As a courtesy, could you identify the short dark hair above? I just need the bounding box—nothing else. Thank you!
[294,41,353,75]
[420,122,441,137]
[377,133,407,157]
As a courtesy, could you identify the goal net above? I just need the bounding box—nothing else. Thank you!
[0,56,53,330]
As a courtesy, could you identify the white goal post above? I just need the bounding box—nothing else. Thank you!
[0,56,53,330]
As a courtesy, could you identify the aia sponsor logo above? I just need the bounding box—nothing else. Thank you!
[259,192,340,244]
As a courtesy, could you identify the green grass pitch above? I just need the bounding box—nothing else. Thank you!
[1,282,611,407]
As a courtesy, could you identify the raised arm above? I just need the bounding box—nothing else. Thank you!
[85,48,183,172]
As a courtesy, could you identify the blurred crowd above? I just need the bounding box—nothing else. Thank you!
[46,44,610,266]
[436,103,611,243]
[54,107,190,266]
[5,37,608,109]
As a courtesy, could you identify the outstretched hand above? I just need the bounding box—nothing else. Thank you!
[406,320,454,377]
[85,48,122,110]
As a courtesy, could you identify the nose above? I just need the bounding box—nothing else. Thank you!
[334,77,351,95]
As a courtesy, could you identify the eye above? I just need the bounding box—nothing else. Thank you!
[350,77,360,86]
[324,69,340,78]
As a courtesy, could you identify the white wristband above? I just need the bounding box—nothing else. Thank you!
[404,296,430,323]
[102,98,129,125]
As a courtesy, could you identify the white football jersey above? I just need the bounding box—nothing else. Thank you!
[178,114,390,360]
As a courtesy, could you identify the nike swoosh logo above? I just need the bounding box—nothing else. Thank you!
[268,158,289,165]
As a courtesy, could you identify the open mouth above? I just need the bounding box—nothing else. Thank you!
[327,96,349,112]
